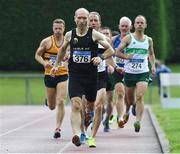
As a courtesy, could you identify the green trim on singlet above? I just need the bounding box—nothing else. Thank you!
[126,48,148,55]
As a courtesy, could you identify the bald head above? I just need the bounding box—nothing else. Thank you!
[134,15,147,32]
[135,15,147,24]
[75,8,89,17]
[74,8,89,29]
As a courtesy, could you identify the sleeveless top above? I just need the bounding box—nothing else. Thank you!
[124,33,149,74]
[69,28,98,77]
[44,35,68,76]
[113,34,125,67]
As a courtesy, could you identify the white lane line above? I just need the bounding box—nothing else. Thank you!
[0,114,54,137]
[57,141,72,153]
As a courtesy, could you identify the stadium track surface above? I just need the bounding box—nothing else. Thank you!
[0,105,168,153]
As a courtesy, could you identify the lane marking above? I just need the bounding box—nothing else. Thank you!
[0,114,54,137]
[57,141,72,153]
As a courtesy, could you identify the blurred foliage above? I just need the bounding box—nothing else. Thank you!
[0,0,178,71]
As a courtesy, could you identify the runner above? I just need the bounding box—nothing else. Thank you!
[50,8,114,147]
[116,15,156,132]
[35,19,68,138]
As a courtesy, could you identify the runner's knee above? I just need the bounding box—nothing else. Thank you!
[71,98,82,111]
[136,93,144,102]
[56,97,65,106]
[95,102,103,111]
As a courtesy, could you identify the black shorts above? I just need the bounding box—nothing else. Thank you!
[68,74,97,102]
[113,70,124,84]
[44,75,68,88]
[106,73,115,91]
[97,71,107,90]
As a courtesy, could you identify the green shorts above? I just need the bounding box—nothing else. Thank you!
[124,72,150,87]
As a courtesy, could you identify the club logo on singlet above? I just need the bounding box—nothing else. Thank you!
[73,38,78,44]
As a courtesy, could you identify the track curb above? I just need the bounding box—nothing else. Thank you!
[146,105,170,153]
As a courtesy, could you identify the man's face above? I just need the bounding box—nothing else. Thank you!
[74,11,89,29]
[89,14,101,30]
[100,29,111,39]
[119,20,131,35]
[134,16,147,32]
[53,23,65,35]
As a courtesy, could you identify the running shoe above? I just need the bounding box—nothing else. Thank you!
[134,121,141,132]
[108,115,114,124]
[85,133,89,140]
[72,135,81,146]
[131,104,136,116]
[109,115,117,124]
[123,114,129,124]
[118,120,124,128]
[80,133,86,144]
[87,136,96,148]
[103,119,110,132]
[53,128,61,139]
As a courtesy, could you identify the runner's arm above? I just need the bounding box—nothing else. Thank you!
[116,35,132,59]
[148,37,156,75]
[54,31,71,66]
[35,39,48,67]
[92,29,114,59]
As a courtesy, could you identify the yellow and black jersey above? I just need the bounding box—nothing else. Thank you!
[44,35,68,76]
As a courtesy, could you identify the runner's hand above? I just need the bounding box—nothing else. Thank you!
[50,66,58,77]
[91,57,102,66]
[126,54,133,59]
[107,65,114,74]
[151,65,156,76]
[115,66,125,75]
[44,61,53,69]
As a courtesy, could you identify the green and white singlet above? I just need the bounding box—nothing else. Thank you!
[125,33,149,74]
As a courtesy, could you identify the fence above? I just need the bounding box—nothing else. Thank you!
[0,73,157,105]
[160,73,180,108]
[0,74,45,105]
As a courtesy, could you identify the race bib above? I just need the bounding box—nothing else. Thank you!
[49,56,64,66]
[73,51,91,63]
[130,59,144,71]
[49,56,56,65]
[115,56,125,64]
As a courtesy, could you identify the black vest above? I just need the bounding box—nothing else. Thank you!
[69,28,98,77]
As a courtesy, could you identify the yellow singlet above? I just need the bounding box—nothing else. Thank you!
[44,35,68,76]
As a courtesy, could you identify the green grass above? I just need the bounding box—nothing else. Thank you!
[152,104,180,153]
[0,78,45,105]
[147,63,180,152]
[169,64,180,72]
